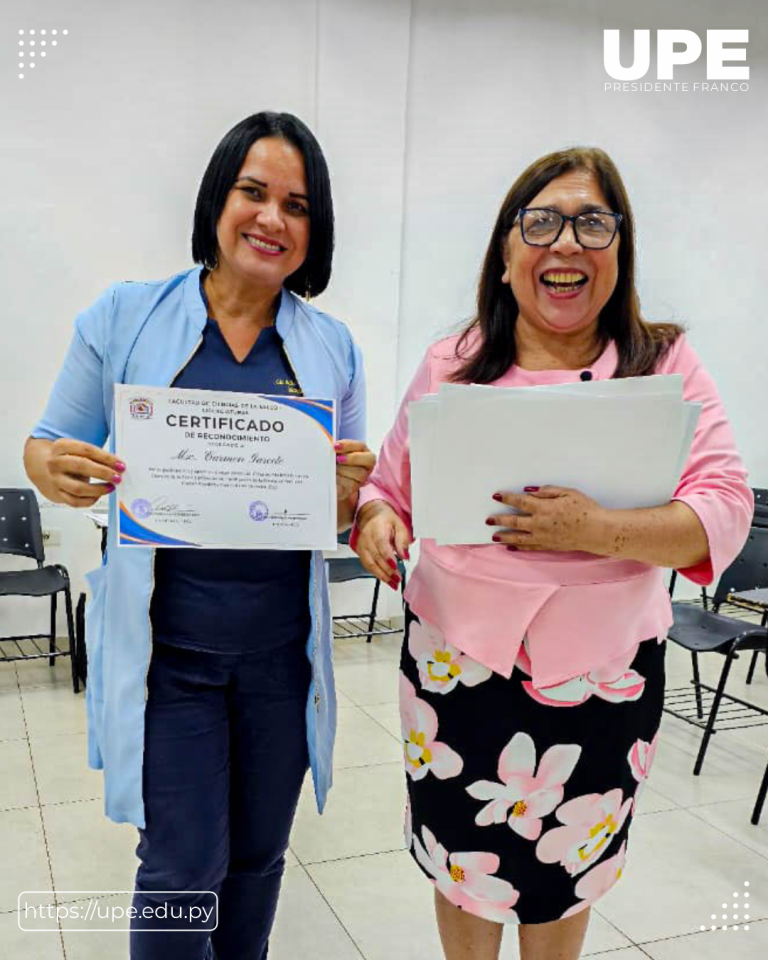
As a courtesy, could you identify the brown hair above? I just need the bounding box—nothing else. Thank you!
[451,147,683,383]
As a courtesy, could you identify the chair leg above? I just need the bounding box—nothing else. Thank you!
[746,650,759,685]
[700,587,709,611]
[752,761,768,826]
[690,652,704,720]
[49,593,58,666]
[668,570,677,598]
[63,586,79,694]
[366,579,381,643]
[693,649,736,776]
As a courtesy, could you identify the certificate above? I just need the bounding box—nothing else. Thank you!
[114,385,337,550]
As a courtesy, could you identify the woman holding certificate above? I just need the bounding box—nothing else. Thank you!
[24,112,375,960]
[352,147,753,960]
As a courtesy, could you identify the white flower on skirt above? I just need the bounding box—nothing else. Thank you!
[408,619,492,695]
[466,732,581,840]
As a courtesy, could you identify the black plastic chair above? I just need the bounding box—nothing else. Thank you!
[326,530,406,642]
[0,488,79,693]
[665,526,768,823]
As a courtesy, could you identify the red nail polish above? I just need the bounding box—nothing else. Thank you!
[485,518,496,526]
[403,549,410,561]
[334,443,344,451]
[114,461,126,472]
[112,475,122,484]
[524,486,539,492]
[492,534,502,543]
[105,483,115,492]
[492,493,503,502]
[389,577,400,590]
[387,558,398,570]
[336,455,348,464]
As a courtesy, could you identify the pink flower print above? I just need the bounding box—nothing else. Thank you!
[536,789,632,877]
[516,640,646,707]
[400,673,463,781]
[561,842,627,918]
[467,732,581,841]
[408,619,492,694]
[413,826,520,924]
[628,732,660,814]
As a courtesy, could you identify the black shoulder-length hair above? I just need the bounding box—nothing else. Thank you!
[451,146,684,383]
[192,111,334,298]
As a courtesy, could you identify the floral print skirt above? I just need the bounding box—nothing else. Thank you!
[401,605,665,925]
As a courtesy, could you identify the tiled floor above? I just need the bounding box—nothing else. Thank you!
[1,630,767,959]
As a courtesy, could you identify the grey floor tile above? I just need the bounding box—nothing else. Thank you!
[270,866,362,959]
[291,764,407,864]
[42,800,139,901]
[30,733,103,806]
[0,739,38,811]
[0,688,26,741]
[641,920,768,959]
[0,908,64,959]
[0,807,52,914]
[21,685,87,739]
[333,660,400,706]
[334,705,403,769]
[595,808,768,942]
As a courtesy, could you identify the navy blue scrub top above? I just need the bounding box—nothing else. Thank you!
[150,282,311,653]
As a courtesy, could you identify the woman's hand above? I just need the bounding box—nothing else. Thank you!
[354,501,411,590]
[37,438,125,508]
[487,485,607,553]
[335,440,376,502]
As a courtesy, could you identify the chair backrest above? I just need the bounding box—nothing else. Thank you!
[712,526,768,607]
[0,488,45,564]
[753,487,768,529]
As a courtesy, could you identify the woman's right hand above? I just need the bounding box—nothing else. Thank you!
[354,500,411,590]
[42,438,125,508]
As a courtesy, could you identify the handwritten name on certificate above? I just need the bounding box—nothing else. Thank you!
[114,385,337,550]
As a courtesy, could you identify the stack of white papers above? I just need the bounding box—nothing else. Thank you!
[409,375,700,545]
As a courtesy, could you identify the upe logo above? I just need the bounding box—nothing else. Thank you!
[604,30,749,81]
[129,398,154,420]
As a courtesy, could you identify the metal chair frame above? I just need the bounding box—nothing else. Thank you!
[665,523,768,824]
[0,488,79,693]
[327,531,407,642]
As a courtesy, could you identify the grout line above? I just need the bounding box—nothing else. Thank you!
[298,863,366,959]
[634,919,767,947]
[356,705,402,746]
[14,676,68,958]
[681,803,768,863]
[295,845,407,868]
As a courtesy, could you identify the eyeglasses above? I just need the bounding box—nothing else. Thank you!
[516,208,622,249]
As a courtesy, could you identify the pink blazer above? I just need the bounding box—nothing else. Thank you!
[352,334,753,689]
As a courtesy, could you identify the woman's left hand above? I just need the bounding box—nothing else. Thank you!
[487,485,607,553]
[336,440,376,502]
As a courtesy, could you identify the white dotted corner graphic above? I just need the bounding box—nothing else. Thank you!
[700,882,751,933]
[17,27,68,79]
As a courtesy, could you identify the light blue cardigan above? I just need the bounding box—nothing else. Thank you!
[31,266,366,828]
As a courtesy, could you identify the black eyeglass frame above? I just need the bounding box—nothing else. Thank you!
[515,207,623,249]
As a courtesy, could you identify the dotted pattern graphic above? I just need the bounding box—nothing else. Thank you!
[17,28,67,79]
[700,882,751,932]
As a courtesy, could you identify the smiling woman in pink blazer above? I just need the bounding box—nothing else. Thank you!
[351,147,752,960]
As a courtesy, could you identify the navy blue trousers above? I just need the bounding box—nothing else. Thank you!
[129,638,311,960]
